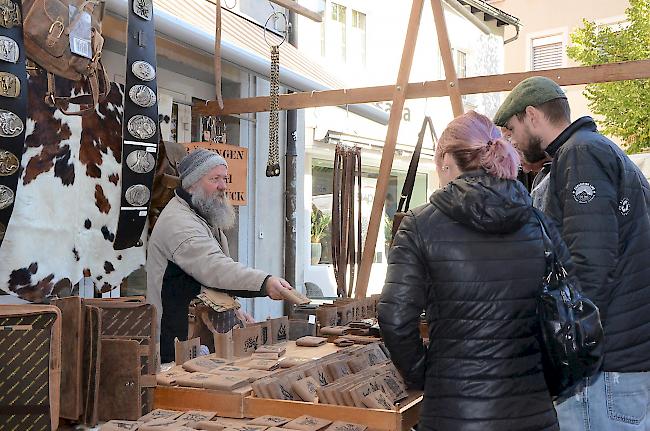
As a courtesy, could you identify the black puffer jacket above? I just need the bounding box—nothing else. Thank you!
[536,117,650,372]
[379,171,567,431]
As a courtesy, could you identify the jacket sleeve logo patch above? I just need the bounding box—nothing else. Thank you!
[572,182,596,204]
[619,198,630,216]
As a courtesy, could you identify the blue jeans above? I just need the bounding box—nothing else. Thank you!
[555,371,650,430]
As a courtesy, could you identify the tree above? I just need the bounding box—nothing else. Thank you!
[567,0,650,153]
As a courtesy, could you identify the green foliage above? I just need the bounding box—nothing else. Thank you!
[311,210,331,243]
[567,0,650,153]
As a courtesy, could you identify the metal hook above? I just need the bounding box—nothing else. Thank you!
[263,11,288,48]
[223,0,237,9]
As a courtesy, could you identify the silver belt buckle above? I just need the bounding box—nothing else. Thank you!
[0,184,14,209]
[0,108,23,137]
[127,115,156,140]
[133,0,153,21]
[126,149,156,174]
[128,84,156,108]
[125,184,151,207]
[0,35,19,63]
[132,60,156,82]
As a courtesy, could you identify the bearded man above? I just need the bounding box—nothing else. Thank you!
[495,77,650,431]
[147,149,292,363]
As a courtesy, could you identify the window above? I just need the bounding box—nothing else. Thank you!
[531,35,563,71]
[350,10,366,66]
[455,49,467,78]
[330,3,347,62]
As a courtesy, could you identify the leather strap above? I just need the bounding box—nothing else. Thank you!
[214,0,223,109]
[113,0,160,250]
[397,116,437,213]
[0,0,27,248]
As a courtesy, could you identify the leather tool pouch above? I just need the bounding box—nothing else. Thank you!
[0,305,62,431]
[22,0,108,114]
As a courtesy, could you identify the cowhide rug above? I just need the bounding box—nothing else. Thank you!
[0,70,146,302]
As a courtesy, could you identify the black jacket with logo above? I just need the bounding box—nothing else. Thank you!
[536,117,650,372]
[379,172,564,431]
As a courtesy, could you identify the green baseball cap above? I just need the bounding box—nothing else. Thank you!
[493,76,567,126]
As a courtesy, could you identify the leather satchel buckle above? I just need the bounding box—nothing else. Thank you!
[47,20,65,47]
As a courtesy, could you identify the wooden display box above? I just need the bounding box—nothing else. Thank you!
[243,392,423,431]
[153,386,251,418]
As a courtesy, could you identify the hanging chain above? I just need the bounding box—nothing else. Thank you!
[266,44,281,177]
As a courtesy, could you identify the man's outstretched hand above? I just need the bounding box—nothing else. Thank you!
[265,276,294,300]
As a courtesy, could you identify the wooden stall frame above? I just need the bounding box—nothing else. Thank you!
[193,0,650,298]
[244,392,423,431]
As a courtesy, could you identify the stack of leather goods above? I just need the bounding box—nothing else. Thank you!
[53,296,157,425]
[0,305,62,430]
[250,343,407,410]
[315,296,380,329]
[101,410,368,431]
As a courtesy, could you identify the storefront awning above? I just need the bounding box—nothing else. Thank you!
[105,0,389,124]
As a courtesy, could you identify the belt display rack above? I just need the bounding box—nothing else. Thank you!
[113,0,160,250]
[0,0,27,247]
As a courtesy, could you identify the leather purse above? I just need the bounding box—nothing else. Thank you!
[0,305,62,430]
[22,0,109,113]
[534,209,604,399]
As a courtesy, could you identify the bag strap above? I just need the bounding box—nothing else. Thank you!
[397,116,437,213]
[0,0,28,249]
[532,208,567,281]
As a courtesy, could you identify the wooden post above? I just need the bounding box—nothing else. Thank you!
[430,0,464,117]
[354,0,425,299]
[268,0,323,22]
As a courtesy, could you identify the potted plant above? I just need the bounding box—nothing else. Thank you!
[310,210,331,265]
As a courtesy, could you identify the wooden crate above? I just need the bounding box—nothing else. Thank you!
[244,392,423,431]
[153,386,251,418]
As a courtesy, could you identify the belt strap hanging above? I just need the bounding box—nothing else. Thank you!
[0,0,27,247]
[397,116,437,214]
[113,0,160,250]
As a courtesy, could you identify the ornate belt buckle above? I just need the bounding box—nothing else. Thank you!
[0,184,14,210]
[0,0,21,29]
[132,60,156,82]
[0,35,19,63]
[126,149,156,174]
[127,115,156,140]
[125,184,150,207]
[0,71,19,98]
[133,0,153,21]
[0,108,23,137]
[0,150,19,176]
[128,84,156,108]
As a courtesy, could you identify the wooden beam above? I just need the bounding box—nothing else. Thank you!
[192,59,650,116]
[268,0,323,22]
[354,0,425,299]
[430,0,464,117]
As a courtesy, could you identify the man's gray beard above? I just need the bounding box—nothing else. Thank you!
[191,188,236,231]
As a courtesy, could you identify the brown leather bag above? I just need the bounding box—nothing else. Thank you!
[22,0,109,114]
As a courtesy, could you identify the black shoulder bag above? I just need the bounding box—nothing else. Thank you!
[534,209,604,399]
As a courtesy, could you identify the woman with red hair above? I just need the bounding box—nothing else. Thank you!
[378,111,567,430]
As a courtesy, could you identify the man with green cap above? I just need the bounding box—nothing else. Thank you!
[495,76,650,430]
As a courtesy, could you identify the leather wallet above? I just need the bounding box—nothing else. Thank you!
[325,421,368,431]
[246,415,291,426]
[362,391,394,410]
[283,415,332,431]
[139,409,183,422]
[296,336,327,347]
[278,288,311,305]
[291,376,320,402]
